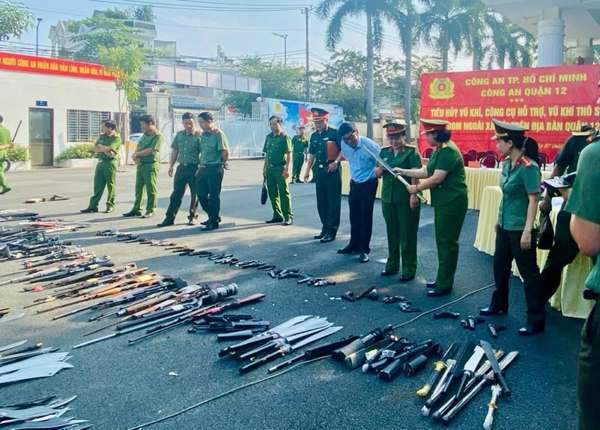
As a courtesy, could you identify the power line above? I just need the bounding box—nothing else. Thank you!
[90,0,308,12]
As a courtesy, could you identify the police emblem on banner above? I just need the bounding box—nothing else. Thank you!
[429,78,455,99]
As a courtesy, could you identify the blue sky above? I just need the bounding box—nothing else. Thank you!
[13,0,471,70]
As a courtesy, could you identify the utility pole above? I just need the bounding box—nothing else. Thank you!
[273,32,288,67]
[35,18,43,56]
[303,7,310,101]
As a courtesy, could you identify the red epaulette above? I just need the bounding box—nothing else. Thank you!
[517,157,533,167]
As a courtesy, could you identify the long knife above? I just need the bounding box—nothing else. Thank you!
[455,345,484,400]
[0,340,28,354]
[480,340,511,396]
[239,326,343,374]
[361,143,426,203]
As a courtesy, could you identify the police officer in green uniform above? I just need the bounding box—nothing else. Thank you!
[479,119,545,335]
[196,112,229,231]
[376,121,421,281]
[0,115,12,195]
[304,108,341,243]
[539,124,593,302]
[81,120,121,213]
[566,130,600,430]
[399,119,468,297]
[263,115,293,225]
[123,114,163,218]
[291,125,308,183]
[157,113,201,227]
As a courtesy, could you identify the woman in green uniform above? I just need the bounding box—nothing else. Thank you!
[480,119,545,336]
[397,119,468,297]
[376,121,421,282]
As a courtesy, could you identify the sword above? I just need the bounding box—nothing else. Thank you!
[480,340,511,396]
[483,384,502,430]
[360,143,426,203]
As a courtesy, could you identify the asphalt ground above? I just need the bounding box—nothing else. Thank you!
[0,160,582,430]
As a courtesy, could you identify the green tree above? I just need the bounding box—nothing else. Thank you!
[317,0,402,138]
[418,0,479,71]
[223,57,306,115]
[485,15,535,68]
[0,1,33,41]
[71,15,141,61]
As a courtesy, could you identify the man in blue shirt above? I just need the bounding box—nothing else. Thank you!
[334,122,380,263]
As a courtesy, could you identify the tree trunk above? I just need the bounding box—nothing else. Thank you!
[440,29,449,71]
[403,25,413,141]
[366,13,375,139]
[472,48,481,71]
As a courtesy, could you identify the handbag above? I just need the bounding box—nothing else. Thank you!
[537,211,554,250]
[260,180,268,205]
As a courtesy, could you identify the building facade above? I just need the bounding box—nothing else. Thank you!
[0,51,121,166]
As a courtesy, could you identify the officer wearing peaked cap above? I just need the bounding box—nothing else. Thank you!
[396,119,468,297]
[480,118,545,336]
[304,107,342,243]
[376,121,422,281]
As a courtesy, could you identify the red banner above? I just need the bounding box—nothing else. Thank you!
[0,51,116,81]
[419,64,600,160]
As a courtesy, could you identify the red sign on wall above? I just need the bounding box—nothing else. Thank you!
[0,51,116,81]
[419,64,600,160]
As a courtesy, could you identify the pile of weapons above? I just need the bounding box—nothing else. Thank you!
[416,340,517,427]
[218,315,344,374]
[0,209,40,223]
[0,395,91,430]
[0,340,72,387]
[96,229,336,287]
[0,223,89,262]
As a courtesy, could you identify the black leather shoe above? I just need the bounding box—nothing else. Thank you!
[314,232,325,240]
[337,245,355,255]
[426,281,437,289]
[518,323,545,336]
[123,211,141,217]
[479,306,508,316]
[105,207,114,214]
[359,253,369,263]
[203,217,222,225]
[320,235,335,243]
[399,275,415,283]
[380,270,398,277]
[203,223,219,231]
[157,219,174,228]
[265,217,284,224]
[427,288,451,297]
[80,208,98,213]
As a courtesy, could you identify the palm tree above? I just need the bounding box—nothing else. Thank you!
[485,15,535,68]
[386,0,417,139]
[418,0,479,71]
[317,0,402,138]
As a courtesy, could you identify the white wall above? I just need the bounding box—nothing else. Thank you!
[0,69,121,159]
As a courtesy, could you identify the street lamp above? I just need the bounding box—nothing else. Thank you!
[35,18,43,56]
[272,32,288,67]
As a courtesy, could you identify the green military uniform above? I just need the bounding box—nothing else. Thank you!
[163,131,201,222]
[493,154,545,326]
[565,136,600,430]
[427,140,468,291]
[197,129,229,225]
[309,126,341,238]
[264,132,293,221]
[0,124,11,193]
[130,131,163,214]
[291,135,308,182]
[381,145,422,276]
[87,133,121,210]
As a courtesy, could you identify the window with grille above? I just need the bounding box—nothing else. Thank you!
[67,110,111,143]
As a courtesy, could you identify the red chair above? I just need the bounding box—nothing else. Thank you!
[479,153,499,168]
[538,153,548,170]
[423,147,434,158]
[467,149,477,160]
[462,152,475,166]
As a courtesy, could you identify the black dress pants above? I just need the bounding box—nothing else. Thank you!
[348,178,378,254]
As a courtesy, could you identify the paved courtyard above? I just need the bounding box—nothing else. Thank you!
[0,161,581,429]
